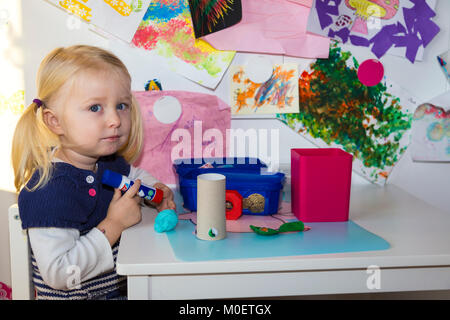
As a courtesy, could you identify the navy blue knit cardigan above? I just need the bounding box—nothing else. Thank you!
[19,154,130,233]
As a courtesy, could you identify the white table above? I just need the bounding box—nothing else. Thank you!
[116,184,450,300]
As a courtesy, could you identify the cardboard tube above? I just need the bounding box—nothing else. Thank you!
[196,173,226,241]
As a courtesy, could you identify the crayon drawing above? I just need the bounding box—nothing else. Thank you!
[230,64,299,115]
[411,103,450,162]
[277,44,416,185]
[131,0,235,89]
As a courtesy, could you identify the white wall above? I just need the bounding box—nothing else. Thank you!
[1,0,449,293]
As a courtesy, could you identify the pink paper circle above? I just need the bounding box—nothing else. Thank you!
[89,188,96,197]
[357,59,384,87]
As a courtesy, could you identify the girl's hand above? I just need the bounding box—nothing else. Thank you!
[151,182,176,212]
[108,179,143,229]
[97,179,143,246]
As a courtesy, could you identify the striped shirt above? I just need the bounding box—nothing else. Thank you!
[31,239,126,300]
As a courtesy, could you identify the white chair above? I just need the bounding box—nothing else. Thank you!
[8,204,35,300]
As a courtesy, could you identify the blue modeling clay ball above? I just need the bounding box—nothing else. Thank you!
[154,209,178,233]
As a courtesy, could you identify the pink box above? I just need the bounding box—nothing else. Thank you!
[291,148,352,222]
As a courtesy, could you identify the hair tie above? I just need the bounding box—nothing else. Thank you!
[33,98,43,108]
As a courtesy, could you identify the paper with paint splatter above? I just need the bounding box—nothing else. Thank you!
[306,0,439,63]
[277,44,417,185]
[230,64,299,115]
[411,103,449,162]
[437,50,450,82]
[45,0,152,42]
[131,0,235,89]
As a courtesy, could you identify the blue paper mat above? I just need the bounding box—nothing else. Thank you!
[166,219,390,262]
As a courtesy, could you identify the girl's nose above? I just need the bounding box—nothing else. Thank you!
[107,110,121,128]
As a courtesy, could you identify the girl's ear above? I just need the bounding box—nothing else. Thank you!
[43,109,64,135]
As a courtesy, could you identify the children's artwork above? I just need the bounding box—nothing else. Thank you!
[277,43,417,185]
[145,79,163,91]
[307,0,440,63]
[411,103,449,162]
[133,90,231,184]
[437,50,450,82]
[202,0,330,58]
[188,0,242,38]
[46,0,151,42]
[0,90,24,115]
[131,0,235,89]
[230,63,299,115]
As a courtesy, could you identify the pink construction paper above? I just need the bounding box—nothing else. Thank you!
[202,0,330,58]
[133,91,231,184]
[178,201,300,233]
[287,0,313,7]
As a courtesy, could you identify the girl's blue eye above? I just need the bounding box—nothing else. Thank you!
[117,103,128,111]
[90,104,102,112]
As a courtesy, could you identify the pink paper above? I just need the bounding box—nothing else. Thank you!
[178,201,299,233]
[133,91,231,184]
[202,0,330,58]
[287,0,313,7]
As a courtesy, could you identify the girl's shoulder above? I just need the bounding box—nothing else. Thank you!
[98,154,131,176]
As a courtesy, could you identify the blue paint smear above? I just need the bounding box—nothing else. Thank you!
[143,0,187,22]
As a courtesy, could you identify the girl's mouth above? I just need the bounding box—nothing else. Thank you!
[104,135,120,141]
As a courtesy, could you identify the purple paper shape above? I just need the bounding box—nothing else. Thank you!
[350,35,370,47]
[315,0,341,29]
[328,27,350,43]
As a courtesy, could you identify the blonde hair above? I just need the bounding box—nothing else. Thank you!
[11,45,143,192]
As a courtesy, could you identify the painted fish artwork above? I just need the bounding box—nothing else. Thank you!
[131,0,235,89]
[411,103,450,162]
[230,64,299,115]
[277,43,417,185]
[188,0,242,38]
[306,0,440,63]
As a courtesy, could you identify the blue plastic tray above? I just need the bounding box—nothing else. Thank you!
[174,158,284,215]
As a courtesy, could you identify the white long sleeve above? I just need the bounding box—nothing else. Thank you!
[28,227,114,290]
[128,165,159,187]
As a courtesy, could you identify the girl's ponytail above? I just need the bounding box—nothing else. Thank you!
[11,100,59,192]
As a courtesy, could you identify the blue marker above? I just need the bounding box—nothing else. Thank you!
[102,169,163,204]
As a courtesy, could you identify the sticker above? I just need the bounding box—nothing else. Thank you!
[245,56,274,84]
[153,95,182,124]
[357,59,384,86]
[208,227,218,238]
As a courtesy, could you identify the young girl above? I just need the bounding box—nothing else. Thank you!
[11,45,176,300]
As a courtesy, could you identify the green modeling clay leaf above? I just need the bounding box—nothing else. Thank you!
[250,221,307,236]
[278,221,305,233]
[249,225,279,236]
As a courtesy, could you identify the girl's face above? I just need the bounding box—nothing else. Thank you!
[49,67,132,165]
